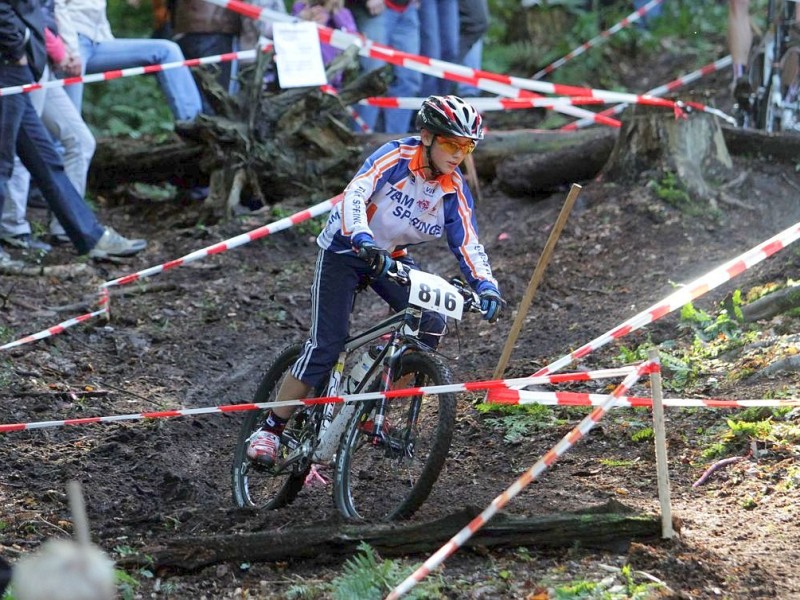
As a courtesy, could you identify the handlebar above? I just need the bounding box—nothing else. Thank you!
[449,277,482,314]
[383,262,485,316]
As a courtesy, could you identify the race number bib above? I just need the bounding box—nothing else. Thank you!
[408,270,464,320]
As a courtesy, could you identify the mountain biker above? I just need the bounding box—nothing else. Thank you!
[247,95,504,466]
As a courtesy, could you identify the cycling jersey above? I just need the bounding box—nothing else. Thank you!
[317,136,497,293]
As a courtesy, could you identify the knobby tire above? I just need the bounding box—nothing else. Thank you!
[231,343,310,509]
[333,352,457,521]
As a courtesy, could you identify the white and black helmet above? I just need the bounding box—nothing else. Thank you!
[415,95,484,141]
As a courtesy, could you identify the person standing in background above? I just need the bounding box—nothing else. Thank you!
[1,0,94,251]
[171,0,263,99]
[418,0,459,95]
[0,0,148,263]
[55,0,203,121]
[346,0,386,131]
[381,0,422,132]
[455,0,487,97]
[292,0,358,89]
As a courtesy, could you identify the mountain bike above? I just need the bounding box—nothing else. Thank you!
[231,264,483,520]
[736,0,800,132]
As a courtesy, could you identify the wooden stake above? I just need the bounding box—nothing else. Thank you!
[492,183,582,380]
[67,480,91,548]
[463,154,483,204]
[648,349,674,539]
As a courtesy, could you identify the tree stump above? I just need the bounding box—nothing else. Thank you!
[602,104,733,203]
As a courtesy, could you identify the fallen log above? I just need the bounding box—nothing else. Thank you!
[720,125,800,162]
[495,129,616,195]
[88,104,800,204]
[131,500,661,572]
[741,285,800,322]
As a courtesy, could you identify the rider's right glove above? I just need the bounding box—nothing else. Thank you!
[478,287,504,323]
[352,233,392,279]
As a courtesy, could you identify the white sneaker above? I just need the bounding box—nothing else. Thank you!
[0,248,24,270]
[246,430,281,466]
[88,227,147,259]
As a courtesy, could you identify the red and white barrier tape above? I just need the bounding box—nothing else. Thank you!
[386,359,658,599]
[561,55,734,131]
[101,194,342,289]
[201,0,621,126]
[0,46,272,97]
[0,195,341,352]
[0,366,638,433]
[532,0,665,80]
[361,96,607,111]
[205,0,734,127]
[0,308,108,351]
[526,220,800,380]
[489,388,800,409]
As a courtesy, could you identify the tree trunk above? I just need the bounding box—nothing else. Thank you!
[127,501,661,572]
[603,104,733,201]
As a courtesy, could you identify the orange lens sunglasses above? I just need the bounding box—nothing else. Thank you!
[435,136,477,155]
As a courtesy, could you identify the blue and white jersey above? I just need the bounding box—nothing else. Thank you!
[317,136,497,293]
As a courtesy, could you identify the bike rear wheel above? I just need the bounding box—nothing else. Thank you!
[334,352,456,521]
[231,344,311,509]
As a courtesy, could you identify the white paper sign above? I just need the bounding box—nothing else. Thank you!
[408,270,464,321]
[273,21,328,88]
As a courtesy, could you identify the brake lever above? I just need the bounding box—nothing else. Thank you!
[387,260,410,286]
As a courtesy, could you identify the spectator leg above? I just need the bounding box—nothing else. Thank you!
[384,6,422,134]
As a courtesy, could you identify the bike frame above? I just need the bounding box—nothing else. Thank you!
[751,0,800,131]
[304,303,427,465]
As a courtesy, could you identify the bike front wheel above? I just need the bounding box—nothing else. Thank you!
[231,344,311,509]
[334,352,456,521]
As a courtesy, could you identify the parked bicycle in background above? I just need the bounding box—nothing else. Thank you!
[734,0,800,132]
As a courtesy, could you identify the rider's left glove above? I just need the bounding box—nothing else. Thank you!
[478,287,504,323]
[352,233,392,280]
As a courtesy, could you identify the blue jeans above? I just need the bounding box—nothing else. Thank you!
[66,34,202,121]
[457,38,483,97]
[419,0,459,96]
[351,7,388,130]
[0,65,105,254]
[383,6,422,133]
[633,0,662,27]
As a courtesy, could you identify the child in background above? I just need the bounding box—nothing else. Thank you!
[292,0,358,88]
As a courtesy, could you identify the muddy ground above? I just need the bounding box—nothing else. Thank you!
[2,59,800,599]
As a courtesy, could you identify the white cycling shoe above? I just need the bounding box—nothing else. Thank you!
[247,430,281,466]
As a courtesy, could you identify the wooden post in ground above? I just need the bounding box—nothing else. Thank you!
[492,183,582,380]
[647,348,674,539]
[463,154,483,204]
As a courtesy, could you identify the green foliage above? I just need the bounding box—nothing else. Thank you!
[478,403,563,444]
[651,170,694,211]
[116,569,144,600]
[630,426,654,443]
[83,77,174,140]
[701,409,800,459]
[598,458,637,468]
[550,563,662,598]
[679,294,744,343]
[330,542,442,600]
[482,0,732,108]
